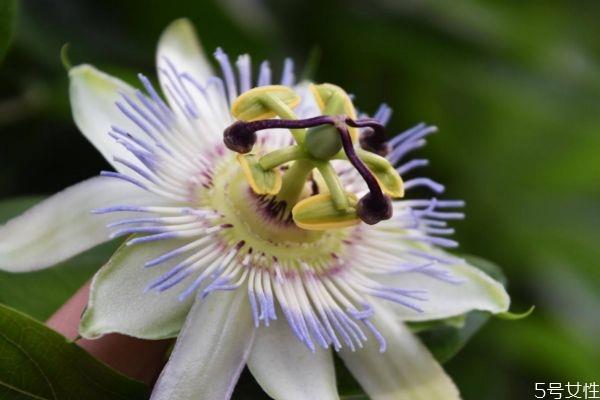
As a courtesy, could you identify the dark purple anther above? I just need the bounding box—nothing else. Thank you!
[347,118,390,156]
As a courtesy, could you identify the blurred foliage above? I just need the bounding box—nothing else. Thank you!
[0,0,599,399]
[0,0,16,62]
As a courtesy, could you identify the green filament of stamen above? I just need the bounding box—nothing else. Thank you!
[316,161,349,211]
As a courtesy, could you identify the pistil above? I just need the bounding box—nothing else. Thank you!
[223,114,394,225]
[224,84,400,229]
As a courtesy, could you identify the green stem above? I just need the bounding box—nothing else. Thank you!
[316,161,349,211]
[259,145,305,170]
[260,94,305,144]
[276,159,314,207]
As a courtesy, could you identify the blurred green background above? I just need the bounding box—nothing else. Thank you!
[1,0,599,399]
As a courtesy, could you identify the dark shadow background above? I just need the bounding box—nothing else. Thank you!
[0,1,599,398]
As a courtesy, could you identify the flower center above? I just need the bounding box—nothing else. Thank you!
[204,153,349,269]
[223,84,405,231]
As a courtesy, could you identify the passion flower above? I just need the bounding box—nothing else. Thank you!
[0,19,509,400]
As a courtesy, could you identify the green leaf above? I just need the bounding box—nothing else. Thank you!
[0,0,16,62]
[0,197,117,321]
[0,303,149,399]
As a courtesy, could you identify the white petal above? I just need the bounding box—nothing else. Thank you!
[69,64,144,172]
[157,18,213,86]
[340,305,460,400]
[151,290,254,400]
[247,317,339,400]
[0,176,154,272]
[79,238,196,340]
[385,262,509,321]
